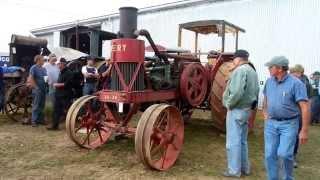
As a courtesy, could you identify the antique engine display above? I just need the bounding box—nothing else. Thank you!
[65,7,250,171]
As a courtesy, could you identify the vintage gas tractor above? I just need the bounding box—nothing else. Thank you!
[66,7,251,171]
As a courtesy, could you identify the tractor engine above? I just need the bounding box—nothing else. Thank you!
[110,7,145,91]
[110,7,176,92]
[145,58,174,90]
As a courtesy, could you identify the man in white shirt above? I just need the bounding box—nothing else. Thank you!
[81,56,99,95]
[43,53,60,105]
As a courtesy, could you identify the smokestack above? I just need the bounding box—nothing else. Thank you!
[119,7,138,39]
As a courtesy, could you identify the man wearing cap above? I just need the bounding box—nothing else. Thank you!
[263,56,310,180]
[43,53,60,105]
[81,56,99,95]
[47,58,73,130]
[222,49,259,177]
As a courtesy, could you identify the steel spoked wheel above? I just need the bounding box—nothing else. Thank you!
[135,104,184,171]
[66,95,91,142]
[66,95,113,149]
[4,83,32,122]
[180,63,208,107]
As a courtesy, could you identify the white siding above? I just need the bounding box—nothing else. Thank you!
[101,0,320,83]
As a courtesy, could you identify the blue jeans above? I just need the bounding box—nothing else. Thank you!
[264,119,299,180]
[293,118,302,156]
[48,84,55,105]
[226,108,251,176]
[32,89,46,124]
[83,82,97,95]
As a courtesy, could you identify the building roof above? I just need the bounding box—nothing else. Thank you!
[31,0,227,36]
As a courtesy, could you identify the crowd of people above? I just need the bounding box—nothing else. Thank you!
[1,50,320,179]
[24,54,111,130]
[222,49,320,180]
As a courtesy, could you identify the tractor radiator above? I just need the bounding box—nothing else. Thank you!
[111,63,144,91]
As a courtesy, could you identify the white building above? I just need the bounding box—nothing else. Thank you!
[31,0,320,84]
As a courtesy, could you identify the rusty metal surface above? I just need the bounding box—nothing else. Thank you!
[180,63,208,107]
[66,96,113,149]
[10,34,47,47]
[135,104,184,171]
[209,61,235,130]
[98,90,178,103]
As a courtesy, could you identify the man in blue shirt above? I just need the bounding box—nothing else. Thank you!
[0,66,25,112]
[27,55,47,127]
[263,56,309,180]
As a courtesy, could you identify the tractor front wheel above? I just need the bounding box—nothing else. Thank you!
[135,104,184,171]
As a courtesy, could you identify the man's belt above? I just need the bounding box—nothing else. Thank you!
[272,115,300,121]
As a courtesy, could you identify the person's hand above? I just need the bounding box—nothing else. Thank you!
[26,82,34,88]
[299,129,308,145]
[263,111,268,120]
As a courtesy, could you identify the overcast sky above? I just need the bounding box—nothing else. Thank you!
[0,0,179,52]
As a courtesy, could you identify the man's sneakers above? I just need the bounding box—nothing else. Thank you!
[294,157,298,168]
[222,170,250,178]
[31,122,38,127]
[222,171,241,178]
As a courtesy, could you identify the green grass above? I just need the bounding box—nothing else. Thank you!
[0,111,319,179]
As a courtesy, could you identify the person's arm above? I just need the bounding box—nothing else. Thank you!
[93,67,100,78]
[101,65,112,78]
[294,81,310,144]
[298,101,310,144]
[223,68,247,109]
[53,83,64,88]
[26,74,36,88]
[262,96,268,120]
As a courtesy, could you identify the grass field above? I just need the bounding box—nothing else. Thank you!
[0,110,319,180]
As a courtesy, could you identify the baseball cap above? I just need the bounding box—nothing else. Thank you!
[265,56,289,67]
[49,53,57,59]
[56,57,67,64]
[234,49,249,59]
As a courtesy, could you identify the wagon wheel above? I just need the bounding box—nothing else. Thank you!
[4,83,32,122]
[180,63,208,107]
[135,104,184,171]
[66,95,113,149]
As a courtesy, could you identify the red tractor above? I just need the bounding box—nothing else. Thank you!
[66,7,253,171]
